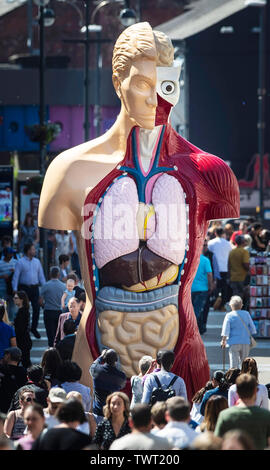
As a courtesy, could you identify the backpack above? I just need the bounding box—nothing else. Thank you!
[149,374,178,406]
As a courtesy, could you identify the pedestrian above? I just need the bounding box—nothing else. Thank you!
[230,221,248,246]
[0,347,27,413]
[0,300,16,360]
[55,231,73,261]
[130,355,153,408]
[214,374,270,449]
[221,295,257,369]
[8,365,49,411]
[32,398,92,450]
[13,291,32,368]
[40,266,65,347]
[56,360,91,412]
[43,387,67,429]
[93,392,131,450]
[90,349,126,422]
[157,397,198,449]
[150,401,168,434]
[58,254,71,282]
[224,223,234,242]
[110,403,173,450]
[208,227,232,311]
[228,235,249,298]
[12,243,46,339]
[56,319,77,361]
[198,395,228,433]
[201,239,220,334]
[200,371,229,416]
[15,403,45,450]
[4,388,35,440]
[221,429,256,450]
[18,213,39,254]
[191,246,214,334]
[54,297,82,346]
[70,231,81,280]
[191,431,222,450]
[0,247,17,322]
[61,277,76,312]
[41,347,62,388]
[248,222,265,251]
[66,391,96,437]
[228,357,269,409]
[190,380,214,425]
[141,350,187,404]
[224,367,241,388]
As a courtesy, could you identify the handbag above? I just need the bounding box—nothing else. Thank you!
[235,311,257,349]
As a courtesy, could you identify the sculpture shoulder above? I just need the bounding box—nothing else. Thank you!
[38,139,123,230]
[191,151,240,220]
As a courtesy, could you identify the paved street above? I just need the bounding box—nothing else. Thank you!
[30,307,270,387]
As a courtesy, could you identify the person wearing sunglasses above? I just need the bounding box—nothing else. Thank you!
[4,389,35,440]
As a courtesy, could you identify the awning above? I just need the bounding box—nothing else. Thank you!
[156,0,251,40]
[0,0,26,18]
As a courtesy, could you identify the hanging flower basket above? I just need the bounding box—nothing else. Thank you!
[24,122,62,145]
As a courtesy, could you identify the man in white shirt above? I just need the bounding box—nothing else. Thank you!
[208,227,232,311]
[157,397,197,449]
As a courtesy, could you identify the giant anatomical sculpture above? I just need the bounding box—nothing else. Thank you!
[38,22,240,399]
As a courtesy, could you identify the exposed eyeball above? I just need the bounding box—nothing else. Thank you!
[161,81,175,95]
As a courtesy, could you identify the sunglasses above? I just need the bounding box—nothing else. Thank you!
[23,396,33,403]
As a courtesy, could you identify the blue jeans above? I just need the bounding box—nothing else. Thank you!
[192,291,209,333]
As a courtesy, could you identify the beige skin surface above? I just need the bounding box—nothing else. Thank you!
[38,57,161,386]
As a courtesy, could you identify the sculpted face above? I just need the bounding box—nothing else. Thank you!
[117,57,181,129]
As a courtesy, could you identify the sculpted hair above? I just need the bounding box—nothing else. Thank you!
[153,30,174,67]
[112,22,174,82]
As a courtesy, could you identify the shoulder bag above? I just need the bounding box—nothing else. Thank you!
[235,311,257,349]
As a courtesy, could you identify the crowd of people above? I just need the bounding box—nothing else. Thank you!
[191,217,270,335]
[0,215,269,451]
[0,346,269,451]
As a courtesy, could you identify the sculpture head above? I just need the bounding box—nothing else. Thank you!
[112,22,181,129]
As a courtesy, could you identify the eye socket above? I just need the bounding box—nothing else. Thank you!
[161,81,175,95]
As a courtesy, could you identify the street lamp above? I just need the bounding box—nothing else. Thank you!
[245,0,267,222]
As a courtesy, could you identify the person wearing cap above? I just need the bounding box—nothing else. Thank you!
[0,347,27,413]
[228,235,250,300]
[43,387,67,429]
[0,247,17,322]
[200,370,229,416]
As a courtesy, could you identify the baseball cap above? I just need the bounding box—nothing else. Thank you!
[48,387,67,403]
[4,347,22,362]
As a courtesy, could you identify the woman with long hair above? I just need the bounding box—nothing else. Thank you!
[199,395,228,432]
[13,291,32,368]
[228,357,269,409]
[93,392,131,450]
[41,347,63,387]
[190,380,214,425]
